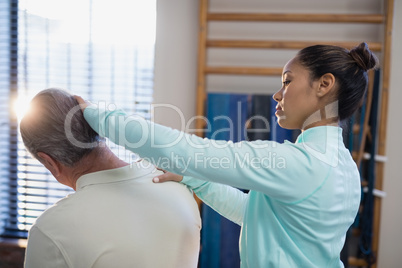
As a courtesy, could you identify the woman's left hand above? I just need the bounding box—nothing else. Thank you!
[153,171,183,183]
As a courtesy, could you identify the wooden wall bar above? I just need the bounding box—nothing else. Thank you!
[207,40,382,51]
[195,2,394,264]
[207,13,384,23]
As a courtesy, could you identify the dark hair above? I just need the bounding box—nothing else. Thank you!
[20,88,101,166]
[296,42,378,120]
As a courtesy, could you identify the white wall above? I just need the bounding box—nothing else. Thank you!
[153,0,198,130]
[154,0,402,266]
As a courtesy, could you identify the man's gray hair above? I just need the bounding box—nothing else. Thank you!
[20,88,101,166]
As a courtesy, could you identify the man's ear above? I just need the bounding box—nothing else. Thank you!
[317,73,336,97]
[37,152,61,178]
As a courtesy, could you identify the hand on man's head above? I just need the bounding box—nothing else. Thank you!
[74,95,91,112]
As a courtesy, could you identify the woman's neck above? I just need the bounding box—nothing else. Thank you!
[301,103,339,132]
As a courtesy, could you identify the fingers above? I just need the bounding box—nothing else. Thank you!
[152,177,161,183]
[73,95,85,105]
[153,172,183,183]
[73,95,91,111]
[156,167,167,173]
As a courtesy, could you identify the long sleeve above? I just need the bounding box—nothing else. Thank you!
[182,176,248,226]
[25,226,70,268]
[83,104,339,203]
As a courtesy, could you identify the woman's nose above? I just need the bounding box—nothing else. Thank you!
[273,89,282,102]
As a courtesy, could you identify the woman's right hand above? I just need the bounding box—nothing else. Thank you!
[74,95,91,112]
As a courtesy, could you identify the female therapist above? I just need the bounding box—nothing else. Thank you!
[76,43,377,267]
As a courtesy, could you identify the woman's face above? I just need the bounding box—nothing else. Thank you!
[273,58,321,130]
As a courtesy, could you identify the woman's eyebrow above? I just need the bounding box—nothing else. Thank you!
[282,70,292,77]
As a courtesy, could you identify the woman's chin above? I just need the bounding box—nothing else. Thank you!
[276,118,298,130]
[276,118,287,129]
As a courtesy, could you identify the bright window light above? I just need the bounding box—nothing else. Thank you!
[19,0,156,45]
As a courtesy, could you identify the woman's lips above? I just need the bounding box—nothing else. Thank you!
[275,105,283,116]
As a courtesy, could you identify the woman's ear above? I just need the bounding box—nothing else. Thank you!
[37,152,61,178]
[317,73,336,97]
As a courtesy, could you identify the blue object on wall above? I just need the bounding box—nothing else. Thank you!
[247,95,271,141]
[200,93,248,268]
[200,93,297,268]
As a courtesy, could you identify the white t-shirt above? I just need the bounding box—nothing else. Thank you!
[24,160,201,268]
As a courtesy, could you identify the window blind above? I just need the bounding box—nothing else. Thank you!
[0,0,13,237]
[0,0,156,238]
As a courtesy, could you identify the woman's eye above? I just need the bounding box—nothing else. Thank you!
[283,80,291,86]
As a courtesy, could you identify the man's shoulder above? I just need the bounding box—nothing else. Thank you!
[33,193,76,228]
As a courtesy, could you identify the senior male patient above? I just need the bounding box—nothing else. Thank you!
[21,88,201,268]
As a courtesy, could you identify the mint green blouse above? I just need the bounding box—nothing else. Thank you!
[83,105,361,268]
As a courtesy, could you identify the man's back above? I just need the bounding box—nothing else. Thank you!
[24,161,201,268]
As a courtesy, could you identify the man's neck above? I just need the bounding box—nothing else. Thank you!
[67,146,129,190]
